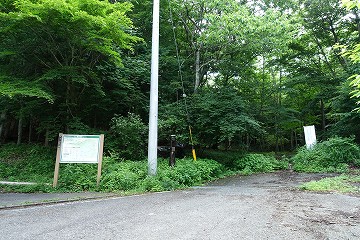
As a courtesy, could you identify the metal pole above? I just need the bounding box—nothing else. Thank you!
[170,135,176,167]
[148,0,160,176]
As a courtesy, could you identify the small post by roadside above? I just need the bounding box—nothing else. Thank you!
[170,135,176,167]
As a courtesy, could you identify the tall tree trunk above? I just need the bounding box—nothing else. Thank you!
[246,134,250,149]
[66,78,71,133]
[275,124,279,153]
[227,139,231,150]
[17,116,23,145]
[45,128,49,147]
[320,98,326,132]
[93,115,97,129]
[313,36,337,77]
[28,119,32,143]
[0,111,6,144]
[194,48,200,93]
[276,69,282,153]
[260,56,266,115]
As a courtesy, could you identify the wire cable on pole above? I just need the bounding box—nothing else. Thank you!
[167,0,196,160]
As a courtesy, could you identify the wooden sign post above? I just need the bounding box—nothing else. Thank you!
[53,133,105,187]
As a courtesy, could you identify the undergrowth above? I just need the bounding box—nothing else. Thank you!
[301,175,360,193]
[234,153,289,175]
[0,144,55,183]
[292,136,360,173]
[0,142,228,193]
[0,143,292,193]
[198,150,246,168]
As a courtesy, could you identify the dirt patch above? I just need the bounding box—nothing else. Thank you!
[208,171,360,239]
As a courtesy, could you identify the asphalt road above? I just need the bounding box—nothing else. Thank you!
[1,172,359,240]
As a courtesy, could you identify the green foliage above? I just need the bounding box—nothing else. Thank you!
[190,87,263,149]
[234,153,288,175]
[0,0,359,152]
[0,77,53,102]
[57,164,98,192]
[135,158,225,192]
[339,40,360,111]
[300,175,359,193]
[0,0,142,140]
[292,137,360,173]
[107,113,146,160]
[158,101,188,144]
[0,141,227,193]
[52,157,225,192]
[199,149,247,168]
[66,117,95,135]
[342,0,360,9]
[325,81,360,141]
[101,159,147,191]
[0,144,55,183]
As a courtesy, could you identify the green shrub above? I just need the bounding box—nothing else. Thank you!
[114,158,224,192]
[57,164,98,191]
[139,176,165,192]
[234,153,288,174]
[199,150,246,168]
[106,113,146,160]
[101,159,147,191]
[292,137,360,173]
[101,170,139,191]
[101,158,225,192]
[0,141,228,193]
[146,158,225,191]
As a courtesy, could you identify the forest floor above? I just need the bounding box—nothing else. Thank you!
[1,171,359,239]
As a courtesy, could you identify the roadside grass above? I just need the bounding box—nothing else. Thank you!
[0,144,55,183]
[3,140,360,195]
[0,144,290,193]
[300,175,360,193]
[0,156,228,193]
[291,137,360,194]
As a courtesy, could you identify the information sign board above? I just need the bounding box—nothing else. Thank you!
[60,135,101,163]
[53,133,104,187]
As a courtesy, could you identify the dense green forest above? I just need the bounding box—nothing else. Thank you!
[1,0,360,157]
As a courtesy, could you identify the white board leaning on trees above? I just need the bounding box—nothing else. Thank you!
[53,134,104,187]
[303,125,316,149]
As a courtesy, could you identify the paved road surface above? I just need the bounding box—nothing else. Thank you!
[1,172,359,240]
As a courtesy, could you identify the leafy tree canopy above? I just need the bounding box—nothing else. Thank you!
[0,0,141,99]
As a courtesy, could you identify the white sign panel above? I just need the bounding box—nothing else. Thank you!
[303,125,316,149]
[60,135,101,163]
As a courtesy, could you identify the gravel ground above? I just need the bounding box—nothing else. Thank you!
[0,171,359,240]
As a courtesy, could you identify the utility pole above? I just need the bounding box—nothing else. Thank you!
[148,0,160,176]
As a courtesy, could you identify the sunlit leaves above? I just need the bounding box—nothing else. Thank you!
[342,0,360,9]
[0,77,53,102]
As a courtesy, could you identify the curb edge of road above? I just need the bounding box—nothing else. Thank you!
[0,188,195,211]
[0,194,120,210]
